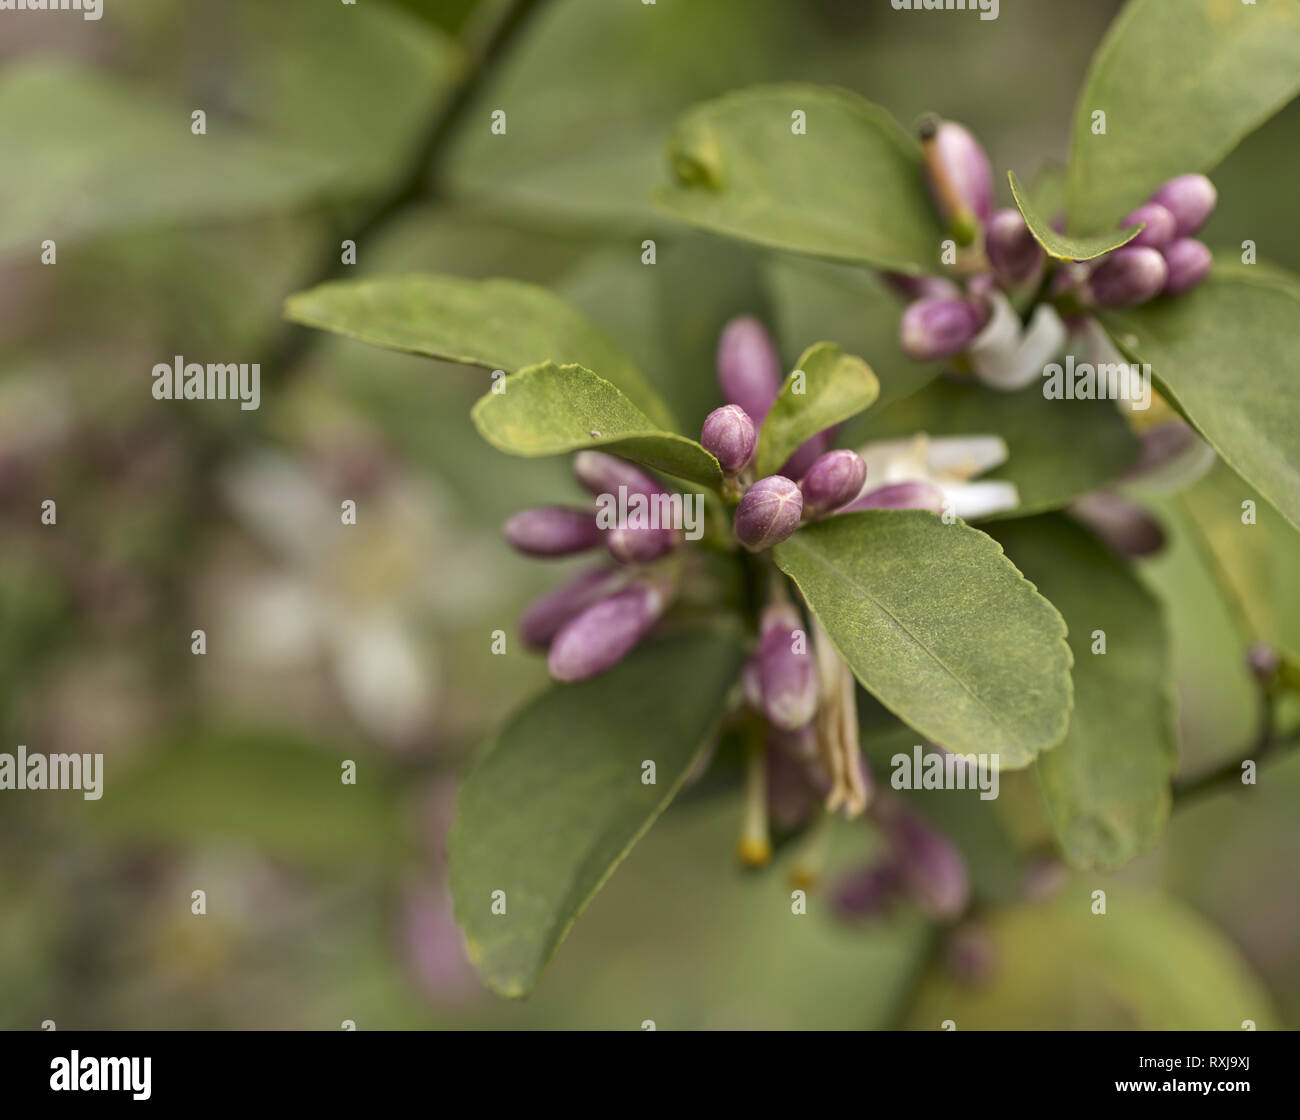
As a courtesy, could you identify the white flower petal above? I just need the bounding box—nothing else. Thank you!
[967,291,1023,387]
[941,480,1020,521]
[924,434,1009,479]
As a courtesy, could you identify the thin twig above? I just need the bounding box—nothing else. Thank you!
[265,0,549,380]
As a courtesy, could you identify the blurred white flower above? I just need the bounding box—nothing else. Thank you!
[218,450,498,750]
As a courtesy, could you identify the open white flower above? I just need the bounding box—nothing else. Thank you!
[967,290,1068,391]
[855,433,1020,521]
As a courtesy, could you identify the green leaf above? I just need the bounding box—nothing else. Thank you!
[655,84,946,273]
[448,625,748,998]
[848,376,1139,518]
[1008,170,1140,262]
[1100,262,1300,529]
[774,513,1072,767]
[284,274,676,430]
[997,516,1176,871]
[904,889,1277,1029]
[0,62,344,255]
[1067,0,1300,232]
[72,733,411,871]
[754,343,879,477]
[471,362,722,488]
[1168,463,1300,664]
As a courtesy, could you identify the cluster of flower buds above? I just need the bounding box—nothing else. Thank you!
[1081,174,1217,308]
[893,115,1217,381]
[505,450,681,682]
[505,315,994,886]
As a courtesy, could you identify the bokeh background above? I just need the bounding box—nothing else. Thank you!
[2,0,1298,1028]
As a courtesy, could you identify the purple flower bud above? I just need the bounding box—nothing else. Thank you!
[573,451,665,499]
[800,449,867,517]
[757,602,818,732]
[1162,238,1212,295]
[1069,491,1166,558]
[899,297,986,360]
[985,208,1044,286]
[1150,173,1217,237]
[885,804,971,920]
[734,475,802,551]
[838,480,945,515]
[1085,246,1168,309]
[519,565,625,649]
[833,863,902,923]
[716,315,782,425]
[547,583,665,682]
[780,427,834,482]
[1120,201,1177,249]
[919,116,994,242]
[503,506,601,557]
[606,524,681,565]
[700,404,756,473]
[882,272,961,302]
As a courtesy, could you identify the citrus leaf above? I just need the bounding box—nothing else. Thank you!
[0,63,341,255]
[285,274,676,430]
[471,362,722,488]
[1100,262,1300,529]
[1067,0,1300,231]
[755,343,879,477]
[448,624,748,997]
[1008,170,1140,262]
[774,513,1072,768]
[997,516,1176,871]
[655,84,946,273]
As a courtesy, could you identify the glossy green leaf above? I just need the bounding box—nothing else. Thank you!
[905,889,1277,1029]
[1008,170,1140,262]
[1068,0,1300,231]
[848,376,1139,519]
[775,513,1072,767]
[997,516,1176,871]
[448,625,748,998]
[655,84,946,273]
[285,274,676,430]
[755,343,879,477]
[471,362,722,488]
[1100,263,1300,529]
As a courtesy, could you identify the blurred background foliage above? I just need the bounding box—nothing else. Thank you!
[1,0,1297,1028]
